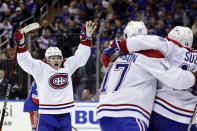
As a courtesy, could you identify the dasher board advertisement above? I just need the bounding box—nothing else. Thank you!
[0,101,101,131]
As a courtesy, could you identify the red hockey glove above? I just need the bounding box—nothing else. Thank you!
[14,27,23,41]
[13,27,27,53]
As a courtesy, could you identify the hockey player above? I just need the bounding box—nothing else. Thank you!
[23,81,39,131]
[98,21,197,131]
[101,23,197,130]
[23,81,78,131]
[14,21,96,131]
[148,27,197,131]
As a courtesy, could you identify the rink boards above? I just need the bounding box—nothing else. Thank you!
[0,101,101,131]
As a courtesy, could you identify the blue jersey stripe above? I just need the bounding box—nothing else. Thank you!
[39,105,74,110]
[155,101,192,118]
[97,108,150,121]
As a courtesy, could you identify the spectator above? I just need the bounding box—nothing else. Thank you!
[159,0,174,14]
[105,4,114,21]
[0,0,8,13]
[147,17,156,30]
[173,2,184,26]
[99,29,112,47]
[55,22,73,58]
[60,5,70,24]
[52,16,61,31]
[81,89,95,101]
[83,0,94,17]
[0,9,11,22]
[137,0,147,10]
[68,0,79,15]
[24,0,37,15]
[38,19,55,36]
[11,7,25,31]
[66,19,81,48]
[37,28,57,59]
[0,18,13,40]
[192,17,197,49]
[0,50,9,60]
[31,41,43,59]
[155,19,167,37]
[103,21,113,35]
[0,69,9,99]
[126,1,138,21]
[192,17,197,37]
[18,0,29,18]
[94,3,105,19]
[112,19,124,38]
[166,13,175,28]
[146,0,159,13]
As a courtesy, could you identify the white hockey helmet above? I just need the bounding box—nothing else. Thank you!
[45,47,63,60]
[123,21,148,39]
[168,26,193,48]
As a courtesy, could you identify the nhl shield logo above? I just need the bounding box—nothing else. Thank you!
[49,73,69,89]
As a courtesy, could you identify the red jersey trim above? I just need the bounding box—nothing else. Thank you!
[155,96,193,113]
[80,40,92,47]
[39,101,74,106]
[17,46,27,53]
[97,104,150,116]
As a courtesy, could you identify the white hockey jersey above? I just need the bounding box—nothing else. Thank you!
[125,35,197,124]
[97,51,195,126]
[17,44,90,114]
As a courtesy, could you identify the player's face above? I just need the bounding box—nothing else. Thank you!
[48,56,62,70]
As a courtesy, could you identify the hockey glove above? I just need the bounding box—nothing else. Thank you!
[101,45,116,68]
[80,21,97,47]
[100,39,121,68]
[13,27,27,53]
[109,38,128,54]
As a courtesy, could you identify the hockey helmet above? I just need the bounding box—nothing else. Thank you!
[123,21,148,39]
[168,26,193,48]
[45,47,63,60]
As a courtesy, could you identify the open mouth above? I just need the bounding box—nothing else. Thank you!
[55,64,59,67]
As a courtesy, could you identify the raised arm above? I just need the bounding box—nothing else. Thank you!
[101,35,173,68]
[125,35,172,55]
[14,27,42,76]
[64,21,97,74]
[135,52,197,89]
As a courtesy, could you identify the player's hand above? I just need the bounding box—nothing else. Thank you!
[108,38,128,54]
[86,21,97,37]
[14,27,23,41]
[109,38,121,52]
[13,27,26,47]
[80,21,97,41]
[80,21,97,47]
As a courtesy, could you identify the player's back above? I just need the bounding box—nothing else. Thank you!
[97,53,157,126]
[153,42,197,124]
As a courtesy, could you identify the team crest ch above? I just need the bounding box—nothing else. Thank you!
[49,73,69,89]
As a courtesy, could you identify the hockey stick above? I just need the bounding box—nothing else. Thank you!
[72,125,78,131]
[0,44,18,131]
[187,104,197,131]
[0,23,39,131]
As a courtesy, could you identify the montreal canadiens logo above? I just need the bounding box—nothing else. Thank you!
[49,73,69,89]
